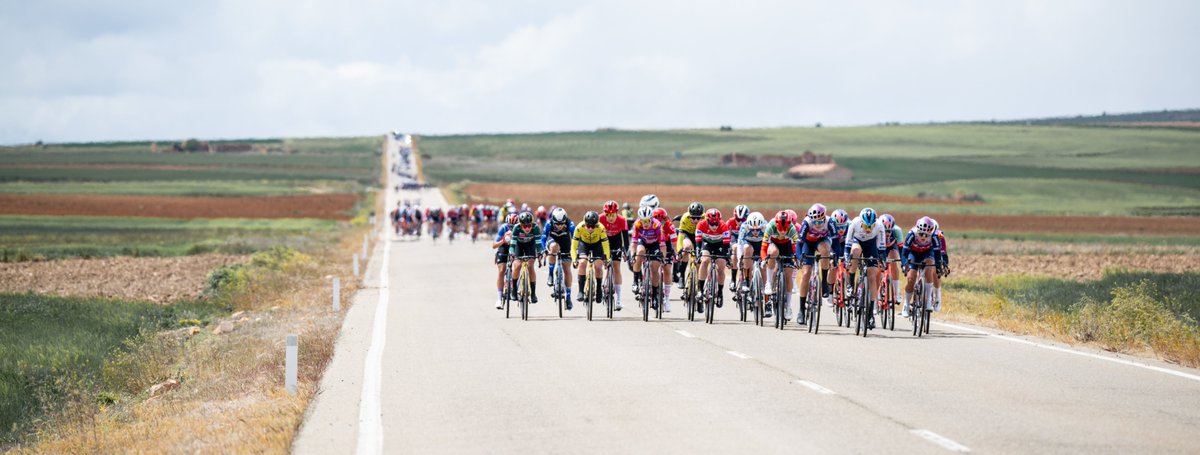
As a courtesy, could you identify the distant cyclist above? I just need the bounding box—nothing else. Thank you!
[652,207,677,308]
[631,206,668,311]
[725,204,750,292]
[880,213,903,312]
[672,202,704,287]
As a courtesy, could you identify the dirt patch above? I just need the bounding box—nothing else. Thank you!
[0,194,359,219]
[888,211,1197,237]
[463,183,963,206]
[953,254,1200,281]
[0,163,219,171]
[0,255,244,303]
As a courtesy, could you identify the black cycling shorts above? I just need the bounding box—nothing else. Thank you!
[577,242,607,262]
[701,242,730,259]
[513,242,537,259]
[638,242,663,261]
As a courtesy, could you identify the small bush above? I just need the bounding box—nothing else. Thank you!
[204,264,248,298]
[1070,281,1200,365]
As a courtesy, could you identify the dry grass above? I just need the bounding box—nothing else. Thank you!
[9,220,372,453]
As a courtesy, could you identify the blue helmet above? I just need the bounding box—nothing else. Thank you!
[859,208,877,226]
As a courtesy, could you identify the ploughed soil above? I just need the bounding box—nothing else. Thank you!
[464,183,1196,237]
[0,254,243,303]
[952,254,1200,281]
[0,163,219,171]
[463,183,962,206]
[0,194,359,219]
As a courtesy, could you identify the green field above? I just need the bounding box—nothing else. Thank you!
[418,125,1200,216]
[0,180,360,196]
[0,293,227,443]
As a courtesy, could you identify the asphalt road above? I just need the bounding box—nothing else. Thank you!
[293,137,1200,454]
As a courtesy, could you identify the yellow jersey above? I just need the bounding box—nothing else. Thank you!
[571,224,611,262]
[675,215,701,250]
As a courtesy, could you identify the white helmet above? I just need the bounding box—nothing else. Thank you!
[734,204,750,221]
[745,212,765,229]
[638,205,654,220]
[639,194,659,209]
[551,207,568,224]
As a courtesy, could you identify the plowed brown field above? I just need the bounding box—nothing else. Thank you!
[463,183,961,206]
[464,183,1197,237]
[0,254,243,303]
[0,194,358,219]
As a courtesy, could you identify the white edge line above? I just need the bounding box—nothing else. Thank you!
[726,350,752,359]
[934,321,1200,383]
[794,379,836,395]
[911,429,970,453]
[356,142,395,455]
[675,329,696,338]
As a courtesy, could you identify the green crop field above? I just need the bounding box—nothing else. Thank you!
[418,124,1200,216]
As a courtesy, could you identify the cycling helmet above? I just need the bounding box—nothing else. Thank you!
[880,213,896,230]
[807,203,827,220]
[520,203,529,212]
[916,216,936,235]
[688,202,704,217]
[551,207,568,224]
[623,202,631,210]
[652,207,669,222]
[536,205,546,216]
[640,194,660,209]
[505,198,514,206]
[746,212,765,230]
[831,209,848,225]
[930,218,940,232]
[773,211,790,231]
[638,205,654,221]
[583,211,600,227]
[506,213,519,225]
[734,204,749,221]
[705,208,722,225]
[859,208,877,226]
[785,209,798,224]
[518,211,534,226]
[603,200,619,214]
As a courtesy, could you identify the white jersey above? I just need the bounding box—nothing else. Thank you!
[846,216,886,250]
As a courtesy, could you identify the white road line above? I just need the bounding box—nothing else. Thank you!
[726,350,752,359]
[675,329,696,338]
[356,146,395,455]
[911,429,971,453]
[794,379,836,395]
[934,321,1200,383]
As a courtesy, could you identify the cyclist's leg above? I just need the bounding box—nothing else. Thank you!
[633,244,646,287]
[764,243,780,293]
[887,248,901,304]
[698,248,713,295]
[715,254,727,302]
[576,258,589,302]
[923,257,937,311]
[547,242,561,287]
[848,244,863,291]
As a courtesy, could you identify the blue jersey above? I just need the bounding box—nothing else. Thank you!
[737,223,766,245]
[541,220,576,250]
[495,223,512,243]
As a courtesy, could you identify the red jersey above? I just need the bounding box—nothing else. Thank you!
[599,214,628,238]
[695,219,732,245]
[723,217,742,236]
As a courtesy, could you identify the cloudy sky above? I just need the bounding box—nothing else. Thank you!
[1,0,1197,143]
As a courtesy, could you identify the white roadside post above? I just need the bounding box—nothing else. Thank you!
[353,254,360,278]
[363,234,369,258]
[332,277,341,311]
[285,334,298,395]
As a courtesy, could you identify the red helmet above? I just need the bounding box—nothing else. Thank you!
[774,211,791,231]
[603,200,619,214]
[652,207,669,222]
[705,208,722,225]
[784,209,798,224]
[506,213,519,225]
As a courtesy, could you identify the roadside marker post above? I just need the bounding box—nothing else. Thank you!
[353,254,360,278]
[363,234,369,258]
[332,277,341,311]
[285,335,298,395]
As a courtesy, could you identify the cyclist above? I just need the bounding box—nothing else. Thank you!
[652,207,677,308]
[572,211,612,306]
[828,209,849,289]
[508,211,544,304]
[736,211,766,295]
[621,202,634,231]
[639,194,659,210]
[901,217,944,318]
[725,204,750,294]
[446,206,461,240]
[428,207,445,239]
[541,208,576,308]
[844,208,886,330]
[795,203,834,324]
[600,201,630,311]
[761,211,800,321]
[880,214,903,312]
[695,208,732,308]
[535,205,548,231]
[631,206,668,311]
[932,218,950,312]
[672,202,704,287]
[492,213,519,309]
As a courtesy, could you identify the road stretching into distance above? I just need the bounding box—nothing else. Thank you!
[292,136,1200,454]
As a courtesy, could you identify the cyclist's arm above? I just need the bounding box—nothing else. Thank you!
[601,234,612,261]
[570,233,580,263]
[533,226,545,254]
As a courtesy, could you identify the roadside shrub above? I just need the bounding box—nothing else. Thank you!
[249,245,310,271]
[1070,281,1200,365]
[204,264,249,298]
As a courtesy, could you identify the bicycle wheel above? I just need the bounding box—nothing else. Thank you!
[751,269,762,326]
[605,266,615,320]
[556,267,564,318]
[924,310,932,335]
[655,281,664,319]
[642,279,650,322]
[686,263,698,322]
[808,273,820,334]
[912,281,923,336]
[586,270,595,322]
[520,270,530,321]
